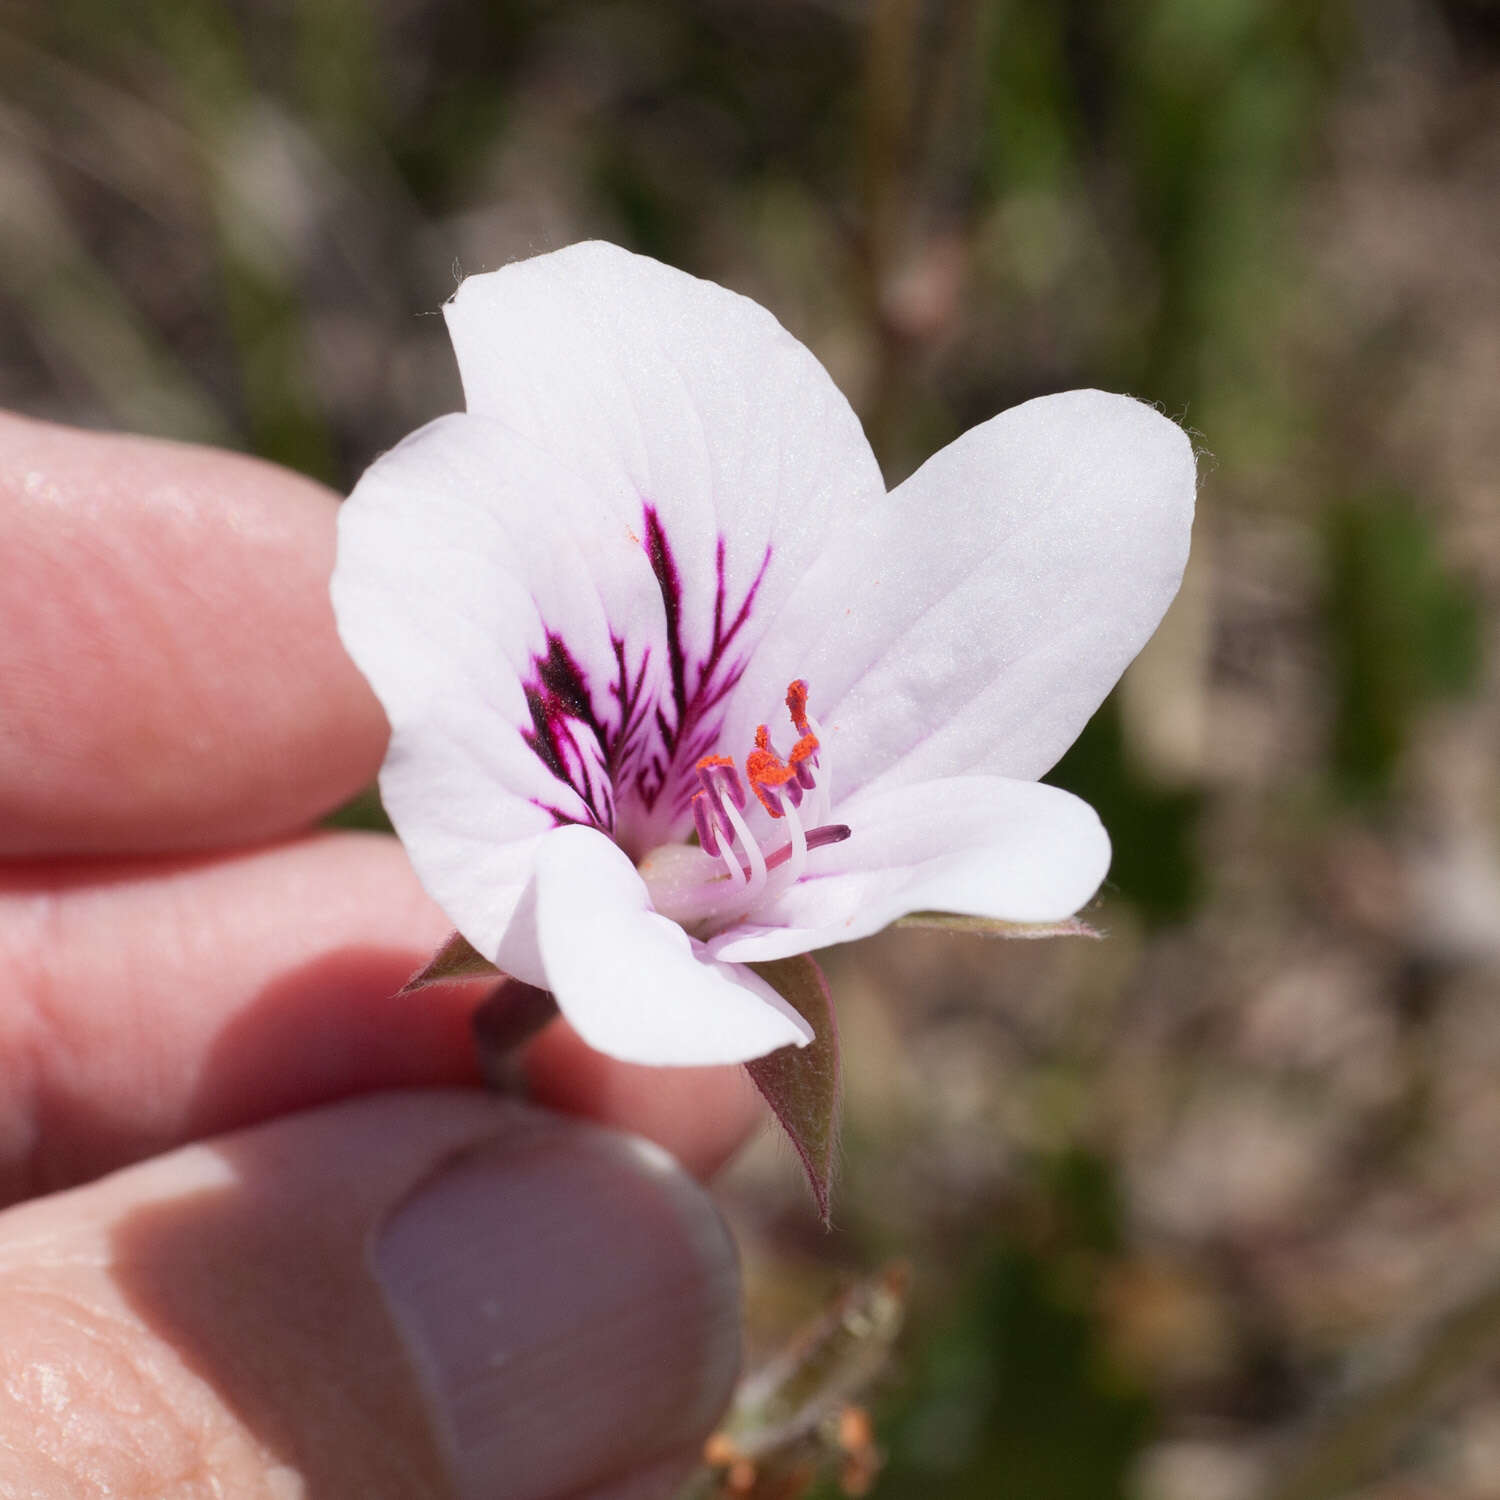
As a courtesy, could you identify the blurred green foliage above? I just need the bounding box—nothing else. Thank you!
[871,1152,1152,1500]
[1050,703,1204,925]
[1325,492,1482,802]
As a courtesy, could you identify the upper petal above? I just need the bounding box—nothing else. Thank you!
[726,390,1196,794]
[533,825,815,1065]
[708,775,1110,964]
[446,243,884,841]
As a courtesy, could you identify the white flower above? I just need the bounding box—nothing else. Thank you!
[331,241,1195,1068]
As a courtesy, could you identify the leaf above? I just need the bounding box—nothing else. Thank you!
[896,910,1103,939]
[398,930,503,994]
[746,954,841,1226]
[1326,491,1483,802]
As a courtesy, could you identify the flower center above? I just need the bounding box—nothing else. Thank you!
[638,680,850,933]
[687,679,850,904]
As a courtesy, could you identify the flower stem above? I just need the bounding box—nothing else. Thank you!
[472,980,560,1094]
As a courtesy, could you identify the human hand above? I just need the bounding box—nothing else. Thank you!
[0,412,759,1499]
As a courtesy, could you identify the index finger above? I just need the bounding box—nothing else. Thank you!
[0,413,389,855]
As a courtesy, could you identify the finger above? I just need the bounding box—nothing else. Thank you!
[0,831,474,1204]
[526,1021,764,1182]
[0,1091,740,1500]
[0,831,763,1202]
[0,411,388,855]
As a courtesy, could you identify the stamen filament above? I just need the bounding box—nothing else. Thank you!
[803,710,830,822]
[681,682,846,908]
[716,831,747,888]
[719,794,767,900]
[779,797,809,886]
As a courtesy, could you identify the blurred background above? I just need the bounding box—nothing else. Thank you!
[3,1,1498,1495]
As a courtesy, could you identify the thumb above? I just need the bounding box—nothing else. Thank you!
[0,1090,741,1500]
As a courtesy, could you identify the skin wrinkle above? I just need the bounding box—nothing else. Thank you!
[0,1279,266,1499]
[0,859,211,1202]
[0,415,387,855]
[0,835,496,1206]
[4,1101,577,1499]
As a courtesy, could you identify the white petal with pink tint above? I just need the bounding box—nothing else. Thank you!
[725,389,1196,794]
[332,242,1198,1069]
[532,826,815,1065]
[707,777,1110,964]
[332,411,667,962]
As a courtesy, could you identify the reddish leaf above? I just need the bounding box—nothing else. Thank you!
[398,930,502,993]
[746,954,841,1226]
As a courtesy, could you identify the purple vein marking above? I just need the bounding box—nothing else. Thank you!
[521,501,771,831]
[640,504,770,819]
[521,630,651,830]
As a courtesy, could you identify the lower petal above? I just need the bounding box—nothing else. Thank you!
[707,776,1109,963]
[532,826,815,1065]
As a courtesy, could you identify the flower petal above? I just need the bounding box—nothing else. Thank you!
[726,390,1195,793]
[533,825,816,1065]
[332,411,670,963]
[445,243,884,840]
[707,776,1110,964]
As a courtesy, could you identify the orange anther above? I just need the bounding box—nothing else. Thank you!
[786,678,810,733]
[736,688,821,818]
[746,739,797,816]
[696,753,735,771]
[747,753,796,788]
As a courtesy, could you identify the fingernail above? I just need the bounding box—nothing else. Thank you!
[373,1120,741,1500]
